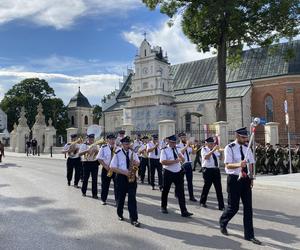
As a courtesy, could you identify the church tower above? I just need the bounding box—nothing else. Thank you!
[67,87,93,135]
[123,39,176,130]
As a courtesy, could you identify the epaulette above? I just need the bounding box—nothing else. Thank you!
[229,143,235,148]
[101,144,108,148]
[115,149,121,154]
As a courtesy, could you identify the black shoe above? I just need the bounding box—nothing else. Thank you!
[152,186,155,190]
[159,186,163,192]
[246,237,262,245]
[68,181,71,186]
[190,197,198,202]
[220,227,228,236]
[181,211,193,217]
[161,208,168,214]
[200,203,207,208]
[118,216,124,221]
[92,195,98,199]
[101,200,107,205]
[131,221,140,227]
[219,207,225,211]
[82,193,86,197]
[74,184,79,188]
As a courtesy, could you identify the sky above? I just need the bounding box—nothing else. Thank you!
[0,0,214,105]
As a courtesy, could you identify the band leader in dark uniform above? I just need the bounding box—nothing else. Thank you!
[160,135,193,217]
[97,134,117,205]
[110,136,141,227]
[219,127,261,245]
[199,137,224,210]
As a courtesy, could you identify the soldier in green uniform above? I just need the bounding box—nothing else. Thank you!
[265,144,276,174]
[275,144,285,174]
[293,144,300,172]
[255,144,264,174]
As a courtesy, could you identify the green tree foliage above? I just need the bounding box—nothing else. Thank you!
[92,104,102,124]
[0,78,69,137]
[142,0,300,121]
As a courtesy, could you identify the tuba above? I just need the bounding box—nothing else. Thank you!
[128,151,139,183]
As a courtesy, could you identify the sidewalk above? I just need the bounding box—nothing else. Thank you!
[4,151,67,160]
[255,173,300,191]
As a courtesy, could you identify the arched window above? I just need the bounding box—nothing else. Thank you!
[144,49,147,57]
[185,113,191,132]
[71,116,74,126]
[84,115,88,125]
[265,95,274,122]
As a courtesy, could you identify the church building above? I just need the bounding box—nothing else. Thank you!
[101,39,300,143]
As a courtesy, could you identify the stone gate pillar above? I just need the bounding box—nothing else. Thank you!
[265,122,279,146]
[32,103,47,151]
[15,107,30,153]
[213,121,229,147]
[158,120,176,141]
[44,118,57,153]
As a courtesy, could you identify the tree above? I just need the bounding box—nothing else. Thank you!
[92,104,102,124]
[0,78,69,138]
[142,0,300,121]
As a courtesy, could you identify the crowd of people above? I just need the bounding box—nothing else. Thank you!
[255,143,300,174]
[62,127,263,245]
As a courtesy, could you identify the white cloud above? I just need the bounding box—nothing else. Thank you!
[122,17,215,64]
[0,0,141,29]
[0,68,122,105]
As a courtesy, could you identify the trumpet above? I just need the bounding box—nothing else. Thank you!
[67,137,83,145]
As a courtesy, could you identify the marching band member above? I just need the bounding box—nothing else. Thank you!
[138,136,150,184]
[177,132,197,202]
[79,133,100,199]
[160,135,193,217]
[199,137,224,210]
[62,134,81,187]
[97,134,117,205]
[147,134,163,191]
[110,136,141,227]
[132,134,142,153]
[219,127,261,245]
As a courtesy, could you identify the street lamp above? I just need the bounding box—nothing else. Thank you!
[186,112,203,140]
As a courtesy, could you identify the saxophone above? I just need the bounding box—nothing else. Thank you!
[128,151,139,183]
[107,146,115,177]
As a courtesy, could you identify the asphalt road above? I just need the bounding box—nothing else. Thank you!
[0,155,299,250]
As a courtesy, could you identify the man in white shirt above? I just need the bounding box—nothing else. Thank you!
[160,135,193,217]
[79,134,100,199]
[138,136,150,184]
[147,134,163,191]
[97,134,117,205]
[62,134,81,187]
[110,136,141,227]
[199,137,224,210]
[219,127,261,245]
[177,132,197,202]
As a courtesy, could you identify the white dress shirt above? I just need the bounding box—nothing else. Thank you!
[160,146,184,173]
[96,144,115,166]
[224,140,255,175]
[110,148,140,171]
[147,141,161,159]
[63,143,81,159]
[79,143,99,162]
[132,140,142,153]
[177,142,193,163]
[138,144,147,158]
[201,146,220,168]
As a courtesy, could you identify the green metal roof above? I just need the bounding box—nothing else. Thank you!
[175,85,251,103]
[171,40,300,90]
[112,40,300,101]
[68,88,92,108]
